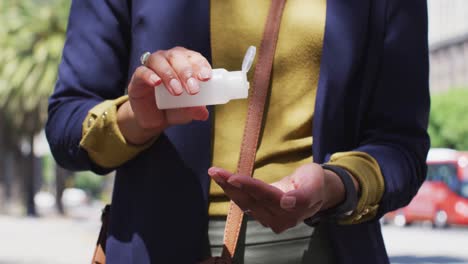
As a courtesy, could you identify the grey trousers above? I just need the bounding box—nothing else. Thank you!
[206,217,336,264]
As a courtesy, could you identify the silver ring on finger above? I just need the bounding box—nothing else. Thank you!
[140,51,151,66]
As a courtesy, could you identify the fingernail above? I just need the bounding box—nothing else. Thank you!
[281,196,296,209]
[169,79,184,95]
[228,179,242,189]
[150,74,161,85]
[199,67,211,80]
[208,168,224,184]
[187,77,200,94]
[208,167,218,177]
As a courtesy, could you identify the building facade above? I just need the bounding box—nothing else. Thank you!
[428,0,468,92]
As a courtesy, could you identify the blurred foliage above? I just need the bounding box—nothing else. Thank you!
[41,154,55,187]
[0,0,70,139]
[73,171,105,199]
[429,88,468,150]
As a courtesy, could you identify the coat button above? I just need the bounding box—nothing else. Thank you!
[87,117,95,127]
[363,208,370,215]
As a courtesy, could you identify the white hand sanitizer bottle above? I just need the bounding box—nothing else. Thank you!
[155,46,256,109]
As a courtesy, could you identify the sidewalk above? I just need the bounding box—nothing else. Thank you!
[0,207,101,264]
[2,210,468,264]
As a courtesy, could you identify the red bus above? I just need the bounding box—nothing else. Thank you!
[384,148,468,228]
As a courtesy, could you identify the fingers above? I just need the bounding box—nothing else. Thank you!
[209,168,256,210]
[208,167,284,215]
[127,47,212,135]
[164,108,193,125]
[128,66,162,99]
[146,51,184,95]
[146,47,212,96]
[164,106,209,125]
[187,50,212,81]
[185,106,209,121]
[230,176,283,205]
[166,48,200,95]
[208,168,275,225]
[209,168,284,214]
[282,164,325,210]
[221,180,274,221]
[209,167,314,233]
[128,66,166,130]
[281,189,313,211]
[271,176,296,193]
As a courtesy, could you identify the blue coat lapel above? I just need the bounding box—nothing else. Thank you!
[313,0,374,162]
[128,0,213,204]
[313,1,389,263]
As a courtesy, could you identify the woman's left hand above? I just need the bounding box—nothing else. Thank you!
[208,163,347,233]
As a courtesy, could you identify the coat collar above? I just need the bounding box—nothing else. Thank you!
[313,0,373,162]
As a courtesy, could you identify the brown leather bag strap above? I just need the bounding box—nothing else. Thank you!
[221,0,287,260]
[92,205,110,264]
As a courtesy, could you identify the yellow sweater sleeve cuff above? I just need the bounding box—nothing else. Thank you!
[80,95,155,168]
[326,151,385,224]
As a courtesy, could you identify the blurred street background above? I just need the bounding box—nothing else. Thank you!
[1,0,468,263]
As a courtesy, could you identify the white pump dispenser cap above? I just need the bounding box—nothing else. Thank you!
[219,46,256,100]
[155,46,256,109]
[242,46,256,73]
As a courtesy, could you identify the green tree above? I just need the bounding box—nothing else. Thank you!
[0,0,70,215]
[429,88,468,150]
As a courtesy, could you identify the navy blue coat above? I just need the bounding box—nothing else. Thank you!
[46,0,430,263]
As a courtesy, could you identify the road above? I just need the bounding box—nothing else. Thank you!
[0,215,99,264]
[1,214,467,264]
[383,224,468,264]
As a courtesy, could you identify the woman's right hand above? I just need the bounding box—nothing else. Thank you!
[117,47,212,145]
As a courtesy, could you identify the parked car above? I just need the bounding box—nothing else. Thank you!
[383,148,468,228]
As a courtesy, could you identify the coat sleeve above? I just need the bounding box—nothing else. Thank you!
[356,0,430,218]
[46,0,131,174]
